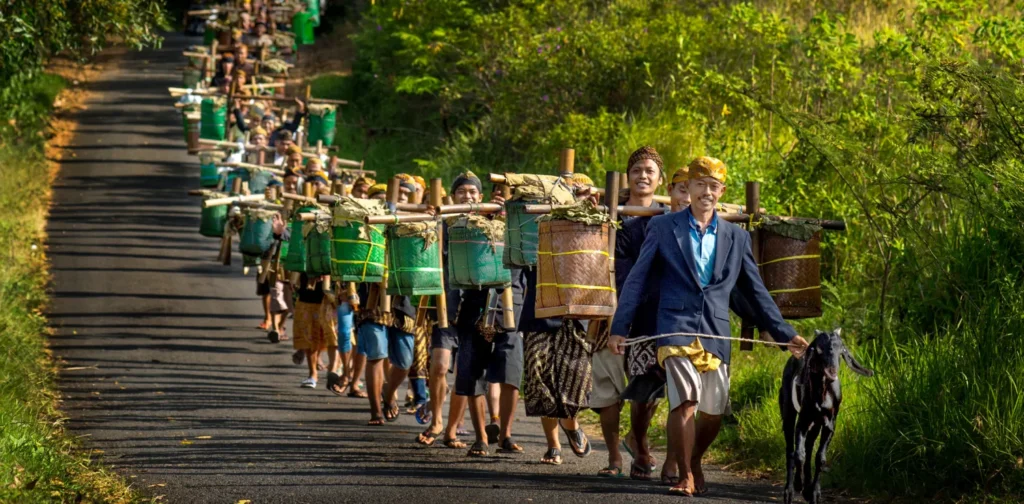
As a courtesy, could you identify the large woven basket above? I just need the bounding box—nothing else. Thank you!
[386,229,444,296]
[502,200,540,268]
[239,211,275,256]
[283,207,314,272]
[330,221,386,283]
[199,203,227,238]
[536,220,615,319]
[759,230,822,319]
[447,224,511,289]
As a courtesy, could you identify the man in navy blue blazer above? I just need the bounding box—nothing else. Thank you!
[608,157,809,496]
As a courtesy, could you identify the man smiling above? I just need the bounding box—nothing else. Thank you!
[609,156,809,496]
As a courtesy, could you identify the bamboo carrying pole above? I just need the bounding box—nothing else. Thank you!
[221,161,285,175]
[430,179,449,329]
[523,204,666,217]
[499,184,516,330]
[604,171,621,331]
[379,177,399,313]
[203,193,267,208]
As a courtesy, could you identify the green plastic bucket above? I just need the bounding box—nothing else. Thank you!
[331,221,386,283]
[292,12,315,45]
[502,200,540,267]
[448,225,511,289]
[200,98,227,141]
[387,229,444,296]
[240,211,275,255]
[203,28,216,46]
[307,107,337,147]
[199,153,220,188]
[199,204,228,238]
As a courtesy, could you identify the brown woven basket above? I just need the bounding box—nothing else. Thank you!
[759,230,822,319]
[536,220,615,319]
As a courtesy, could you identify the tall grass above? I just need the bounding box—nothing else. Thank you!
[0,73,134,502]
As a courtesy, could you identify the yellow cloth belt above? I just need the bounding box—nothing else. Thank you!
[658,338,722,373]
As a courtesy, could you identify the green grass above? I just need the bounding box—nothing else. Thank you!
[0,73,136,503]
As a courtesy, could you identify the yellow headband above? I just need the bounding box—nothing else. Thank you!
[670,168,689,186]
[367,183,388,197]
[687,157,727,184]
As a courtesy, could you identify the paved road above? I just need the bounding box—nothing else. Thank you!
[47,33,781,504]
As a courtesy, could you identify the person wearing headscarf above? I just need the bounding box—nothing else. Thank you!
[351,176,375,198]
[366,183,388,199]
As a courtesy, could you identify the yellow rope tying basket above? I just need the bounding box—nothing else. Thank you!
[535,220,616,319]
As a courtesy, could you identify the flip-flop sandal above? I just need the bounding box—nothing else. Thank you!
[300,377,317,389]
[560,425,592,458]
[598,465,625,478]
[622,436,657,470]
[347,387,368,398]
[258,321,270,330]
[279,329,290,341]
[267,330,280,343]
[415,404,432,425]
[367,417,385,426]
[661,473,681,486]
[326,372,345,396]
[497,437,523,453]
[630,460,654,481]
[485,423,500,445]
[443,437,467,449]
[540,447,562,465]
[456,427,470,437]
[292,350,304,365]
[383,400,400,422]
[417,428,443,446]
[668,485,695,497]
[467,440,488,457]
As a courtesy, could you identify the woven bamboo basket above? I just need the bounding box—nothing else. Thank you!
[502,199,540,268]
[535,220,615,319]
[330,221,386,283]
[447,223,511,289]
[283,206,314,272]
[759,230,822,319]
[305,227,332,276]
[386,228,444,296]
[239,210,276,256]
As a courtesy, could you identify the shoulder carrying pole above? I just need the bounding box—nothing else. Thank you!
[499,184,516,330]
[430,179,449,329]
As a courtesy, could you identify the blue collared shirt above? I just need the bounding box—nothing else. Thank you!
[688,210,718,287]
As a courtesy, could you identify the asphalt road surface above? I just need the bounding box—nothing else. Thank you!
[48,32,783,504]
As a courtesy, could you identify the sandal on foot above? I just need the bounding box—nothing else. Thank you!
[467,440,488,457]
[417,428,443,446]
[540,447,562,465]
[497,437,523,453]
[485,423,500,445]
[383,400,400,422]
[300,377,317,389]
[292,350,305,365]
[267,330,280,343]
[443,437,467,449]
[598,465,625,478]
[661,473,681,486]
[326,372,345,396]
[630,460,654,481]
[347,387,368,398]
[560,425,592,458]
[278,329,290,341]
[415,404,432,425]
[668,485,695,497]
[367,417,385,426]
[456,427,470,437]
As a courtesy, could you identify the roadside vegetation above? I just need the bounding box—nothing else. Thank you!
[0,1,165,501]
[321,0,1024,500]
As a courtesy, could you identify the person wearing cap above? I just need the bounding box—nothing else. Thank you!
[351,177,374,198]
[608,156,809,497]
[366,183,388,199]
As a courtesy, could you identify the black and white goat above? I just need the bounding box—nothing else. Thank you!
[780,329,873,504]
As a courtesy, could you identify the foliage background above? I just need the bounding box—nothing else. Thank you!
[322,0,1024,499]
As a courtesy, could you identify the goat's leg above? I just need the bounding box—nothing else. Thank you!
[782,410,796,504]
[805,422,835,504]
[802,422,821,498]
[792,415,813,494]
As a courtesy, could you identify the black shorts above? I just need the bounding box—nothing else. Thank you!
[430,325,459,352]
[454,329,523,397]
[256,275,272,296]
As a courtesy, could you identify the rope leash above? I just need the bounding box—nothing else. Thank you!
[619,332,791,347]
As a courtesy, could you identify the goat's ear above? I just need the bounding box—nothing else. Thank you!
[814,329,825,338]
[834,327,842,338]
[842,349,874,377]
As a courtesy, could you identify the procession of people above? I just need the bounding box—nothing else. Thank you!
[178,2,812,498]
